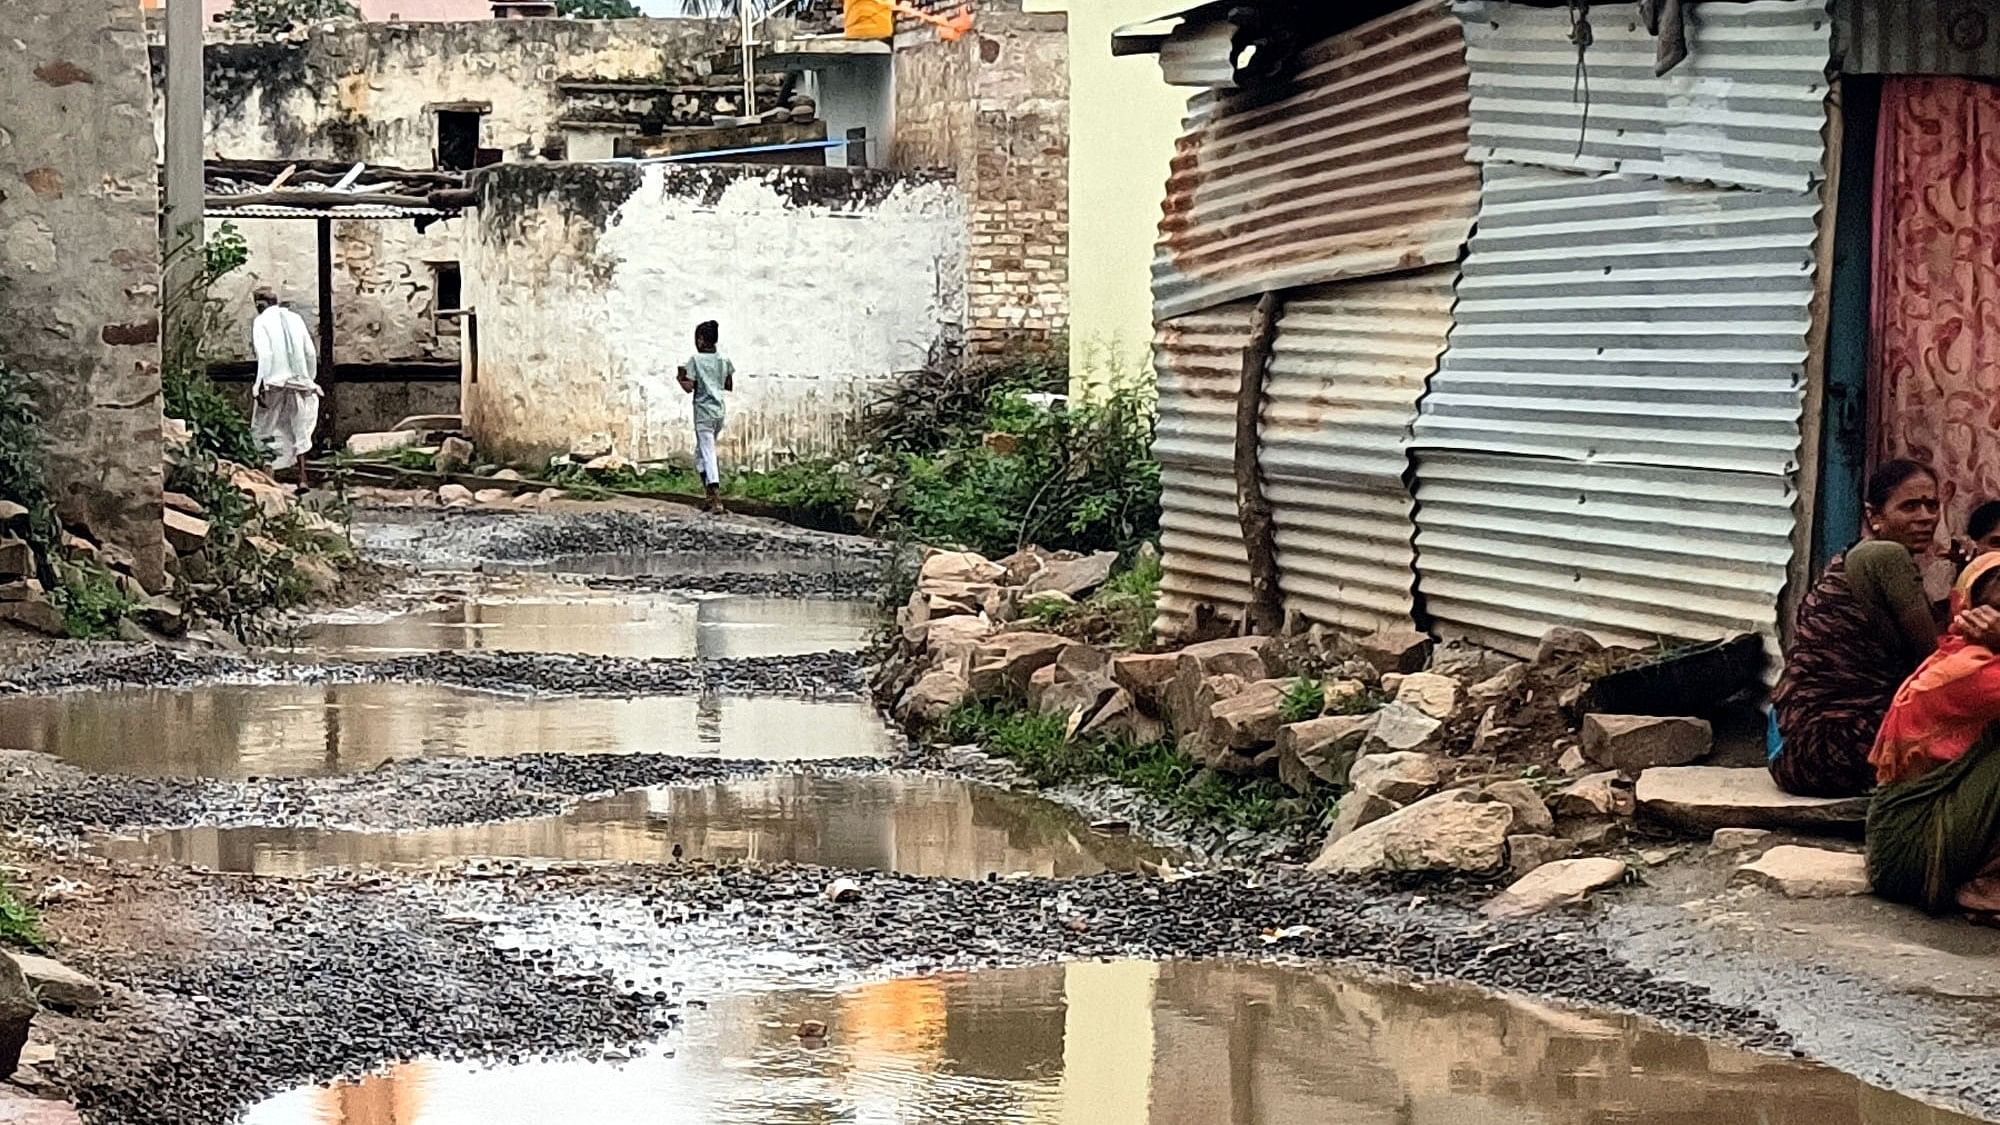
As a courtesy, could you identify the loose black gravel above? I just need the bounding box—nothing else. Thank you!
[363,509,890,572]
[562,569,884,599]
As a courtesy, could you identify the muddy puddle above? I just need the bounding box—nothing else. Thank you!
[242,958,1974,1125]
[0,684,894,778]
[290,591,874,660]
[92,774,1158,879]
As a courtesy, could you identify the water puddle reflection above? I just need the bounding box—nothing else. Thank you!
[0,684,894,778]
[92,774,1158,879]
[291,592,875,661]
[242,959,1974,1125]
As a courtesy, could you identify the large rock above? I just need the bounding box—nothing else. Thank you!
[1204,678,1291,750]
[1549,771,1629,819]
[1024,551,1119,599]
[1348,751,1444,805]
[473,488,513,506]
[230,467,294,517]
[1469,663,1528,706]
[1177,635,1273,681]
[1354,626,1432,674]
[1582,714,1713,774]
[0,954,32,1079]
[1361,702,1443,755]
[0,599,65,637]
[1482,780,1554,835]
[160,490,204,516]
[1110,653,1178,705]
[1275,714,1375,793]
[1535,626,1603,668]
[920,550,1005,589]
[900,669,971,725]
[1323,788,1399,841]
[1038,672,1116,724]
[344,429,423,456]
[133,595,187,638]
[1081,688,1165,745]
[1634,767,1871,833]
[0,501,26,529]
[434,436,475,475]
[1731,845,1871,898]
[1394,672,1461,720]
[1506,834,1579,878]
[1310,789,1514,876]
[1710,827,1772,853]
[9,955,101,1013]
[0,539,31,578]
[967,633,1072,700]
[0,578,43,603]
[1482,858,1628,920]
[437,483,475,507]
[1052,643,1112,682]
[925,615,995,678]
[569,433,614,460]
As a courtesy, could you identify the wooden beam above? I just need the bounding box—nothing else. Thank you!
[317,218,337,446]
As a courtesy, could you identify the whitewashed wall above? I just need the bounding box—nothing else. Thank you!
[463,163,967,466]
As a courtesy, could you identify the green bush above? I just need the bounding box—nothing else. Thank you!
[221,0,360,31]
[0,365,58,564]
[165,223,265,467]
[0,883,40,949]
[559,0,641,15]
[54,560,136,639]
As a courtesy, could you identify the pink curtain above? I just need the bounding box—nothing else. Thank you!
[1871,76,2000,537]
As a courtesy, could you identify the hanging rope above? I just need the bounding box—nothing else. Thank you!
[1568,0,1595,160]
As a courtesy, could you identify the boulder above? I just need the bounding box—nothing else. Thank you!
[1361,702,1443,755]
[474,488,513,505]
[230,467,294,517]
[1204,678,1292,750]
[161,490,205,516]
[1024,550,1119,599]
[434,436,475,475]
[0,539,32,578]
[1081,689,1165,745]
[1323,679,1369,711]
[1323,788,1399,841]
[967,632,1072,700]
[1482,858,1629,920]
[1582,714,1713,774]
[437,483,475,507]
[1209,744,1282,780]
[920,550,1006,588]
[1309,789,1514,876]
[1038,672,1115,724]
[900,669,971,725]
[1634,767,1870,833]
[492,468,523,481]
[583,454,633,474]
[1052,643,1113,682]
[569,432,614,460]
[0,954,32,1078]
[1556,746,1590,775]
[1110,653,1178,705]
[1482,780,1555,835]
[926,615,995,678]
[1549,771,1628,819]
[1469,663,1528,706]
[0,501,26,529]
[162,510,210,556]
[1394,672,1461,720]
[133,595,187,638]
[1710,827,1772,853]
[1177,635,1273,681]
[1506,834,1579,878]
[1274,714,1375,793]
[1731,845,1870,898]
[293,557,342,598]
[0,578,43,602]
[1558,817,1628,850]
[1348,751,1444,805]
[1354,626,1432,674]
[1025,663,1060,709]
[58,532,96,560]
[9,955,101,1013]
[1535,626,1603,668]
[0,599,64,637]
[344,429,423,456]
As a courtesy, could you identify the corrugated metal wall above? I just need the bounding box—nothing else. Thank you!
[1835,0,2000,79]
[1153,0,1478,321]
[1154,304,1257,636]
[1408,0,1831,656]
[1456,0,1832,193]
[1266,267,1456,635]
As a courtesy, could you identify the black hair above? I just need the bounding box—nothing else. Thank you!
[1971,501,2000,542]
[1866,459,1935,511]
[695,320,720,347]
[1973,567,2000,609]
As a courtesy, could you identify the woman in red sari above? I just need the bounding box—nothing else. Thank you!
[1867,552,2000,921]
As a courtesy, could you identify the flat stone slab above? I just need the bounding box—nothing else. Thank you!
[1634,767,1870,833]
[8,954,102,1013]
[1732,845,1871,898]
[1483,857,1629,920]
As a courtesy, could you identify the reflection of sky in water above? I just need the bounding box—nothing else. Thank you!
[0,686,894,778]
[241,960,1972,1125]
[91,774,1165,879]
[293,592,876,661]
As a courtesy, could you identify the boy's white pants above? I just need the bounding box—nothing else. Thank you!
[695,425,720,486]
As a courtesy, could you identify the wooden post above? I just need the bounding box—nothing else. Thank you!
[1235,291,1285,635]
[316,217,336,444]
[1783,80,1846,646]
[162,0,205,360]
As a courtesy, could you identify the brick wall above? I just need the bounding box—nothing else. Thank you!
[892,1,1069,357]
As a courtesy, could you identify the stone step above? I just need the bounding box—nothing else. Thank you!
[1634,766,1869,834]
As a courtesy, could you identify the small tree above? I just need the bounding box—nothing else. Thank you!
[221,0,362,33]
[559,0,642,15]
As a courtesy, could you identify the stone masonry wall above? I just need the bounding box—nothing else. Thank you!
[0,0,167,586]
[893,1,1069,357]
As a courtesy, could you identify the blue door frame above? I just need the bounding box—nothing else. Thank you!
[1813,77,1881,575]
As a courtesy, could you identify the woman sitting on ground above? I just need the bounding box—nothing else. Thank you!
[1868,552,2000,922]
[1770,460,1942,798]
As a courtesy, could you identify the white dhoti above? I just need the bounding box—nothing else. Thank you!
[695,424,721,486]
[253,385,323,471]
[251,302,321,471]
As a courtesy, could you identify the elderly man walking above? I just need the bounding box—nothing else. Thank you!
[250,286,321,484]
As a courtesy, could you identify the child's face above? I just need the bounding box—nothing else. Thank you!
[1977,530,2000,556]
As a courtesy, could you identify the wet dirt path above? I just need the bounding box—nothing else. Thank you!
[0,501,1994,1124]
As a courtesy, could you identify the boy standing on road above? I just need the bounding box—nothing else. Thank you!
[677,320,735,515]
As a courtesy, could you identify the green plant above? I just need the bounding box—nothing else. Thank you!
[220,0,360,31]
[1280,677,1326,724]
[52,560,136,639]
[560,0,641,14]
[0,364,59,568]
[164,223,264,467]
[0,883,40,949]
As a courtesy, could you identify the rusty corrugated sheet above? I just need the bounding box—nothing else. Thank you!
[1456,0,1833,193]
[1264,267,1455,636]
[1154,304,1256,637]
[1835,0,2000,79]
[1152,0,1478,321]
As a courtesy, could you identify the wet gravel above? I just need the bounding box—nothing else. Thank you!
[558,568,885,599]
[0,647,868,699]
[360,509,889,573]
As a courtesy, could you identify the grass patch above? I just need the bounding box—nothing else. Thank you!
[1279,677,1325,724]
[936,701,1329,833]
[542,459,858,532]
[0,882,41,949]
[53,560,137,639]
